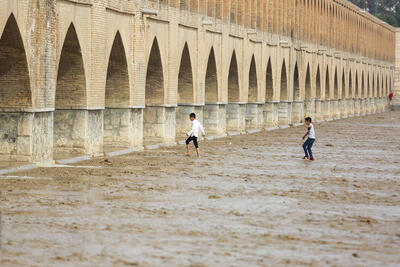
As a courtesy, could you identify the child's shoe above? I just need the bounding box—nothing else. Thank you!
[310,157,315,161]
[303,156,310,160]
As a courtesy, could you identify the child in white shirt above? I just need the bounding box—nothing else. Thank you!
[302,117,316,161]
[185,113,205,158]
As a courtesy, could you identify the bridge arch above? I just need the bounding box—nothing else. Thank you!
[248,55,258,103]
[315,65,321,99]
[0,13,31,110]
[325,66,330,100]
[205,47,218,103]
[280,60,288,101]
[265,57,273,101]
[293,63,300,100]
[228,50,240,103]
[341,69,346,99]
[145,37,164,106]
[105,31,129,108]
[304,64,311,100]
[334,68,338,99]
[177,42,194,104]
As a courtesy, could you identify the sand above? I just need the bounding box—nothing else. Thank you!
[0,111,399,266]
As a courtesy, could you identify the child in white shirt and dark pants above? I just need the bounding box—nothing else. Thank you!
[186,113,205,158]
[302,117,316,161]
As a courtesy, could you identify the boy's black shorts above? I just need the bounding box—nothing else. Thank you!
[186,136,199,148]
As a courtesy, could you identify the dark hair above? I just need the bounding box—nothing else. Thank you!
[305,117,312,123]
[190,113,196,118]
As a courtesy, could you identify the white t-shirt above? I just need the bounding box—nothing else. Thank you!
[308,123,316,139]
[187,119,205,138]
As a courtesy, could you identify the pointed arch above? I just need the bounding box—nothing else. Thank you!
[56,23,86,108]
[280,60,288,101]
[105,31,129,108]
[145,38,164,105]
[341,69,345,99]
[305,64,311,100]
[355,71,359,98]
[228,50,239,102]
[349,70,353,98]
[362,72,366,98]
[178,43,194,104]
[205,47,218,103]
[316,65,321,99]
[248,55,258,102]
[265,58,273,101]
[325,66,330,100]
[0,13,32,110]
[377,75,380,97]
[371,74,375,98]
[293,63,300,100]
[334,68,338,99]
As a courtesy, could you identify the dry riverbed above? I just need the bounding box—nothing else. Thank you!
[0,112,399,266]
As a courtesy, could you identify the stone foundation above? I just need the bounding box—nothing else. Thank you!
[204,104,226,136]
[226,103,246,133]
[278,101,291,126]
[54,109,103,156]
[104,108,143,149]
[314,99,322,121]
[304,99,314,118]
[143,106,176,144]
[291,100,304,124]
[263,101,278,128]
[245,103,263,130]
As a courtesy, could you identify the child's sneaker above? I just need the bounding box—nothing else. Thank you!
[303,156,310,160]
[310,157,315,161]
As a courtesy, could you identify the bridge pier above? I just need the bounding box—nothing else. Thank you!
[226,103,246,134]
[278,101,292,126]
[304,99,314,118]
[322,100,331,120]
[291,100,304,124]
[245,103,264,131]
[53,109,103,157]
[263,101,279,128]
[103,108,143,151]
[143,106,176,146]
[339,99,347,118]
[314,99,323,121]
[203,104,227,137]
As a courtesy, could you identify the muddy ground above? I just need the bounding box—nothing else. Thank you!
[0,112,399,266]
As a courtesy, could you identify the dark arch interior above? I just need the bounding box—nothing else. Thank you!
[266,59,273,101]
[305,65,311,100]
[178,43,194,104]
[56,24,86,109]
[325,67,330,100]
[105,32,129,108]
[145,38,164,105]
[248,56,258,103]
[316,66,321,99]
[0,14,31,110]
[205,47,218,103]
[293,64,300,100]
[280,61,288,101]
[228,51,239,102]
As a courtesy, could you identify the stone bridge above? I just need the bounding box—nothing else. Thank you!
[0,0,396,163]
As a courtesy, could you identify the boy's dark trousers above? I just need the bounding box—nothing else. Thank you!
[303,138,315,159]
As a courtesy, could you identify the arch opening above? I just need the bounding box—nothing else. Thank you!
[0,14,32,157]
[205,47,218,103]
[265,59,273,101]
[104,31,131,148]
[143,38,166,142]
[325,67,330,100]
[228,51,239,102]
[316,66,321,99]
[334,68,338,99]
[305,64,311,100]
[293,64,300,100]
[280,60,288,101]
[341,70,345,99]
[54,23,87,154]
[178,43,194,104]
[145,38,164,106]
[248,56,258,103]
[0,14,31,110]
